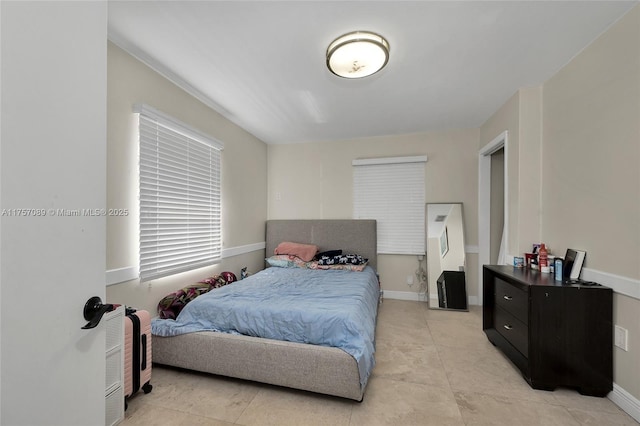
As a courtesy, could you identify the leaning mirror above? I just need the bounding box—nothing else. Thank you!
[426,203,468,310]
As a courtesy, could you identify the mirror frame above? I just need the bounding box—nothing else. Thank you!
[425,202,468,311]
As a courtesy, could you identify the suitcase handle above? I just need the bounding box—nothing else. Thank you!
[141,334,147,370]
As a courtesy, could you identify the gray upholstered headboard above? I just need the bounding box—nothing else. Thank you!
[266,220,377,271]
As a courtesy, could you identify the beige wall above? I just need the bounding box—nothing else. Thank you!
[480,87,543,257]
[542,10,639,279]
[480,90,521,255]
[542,5,640,400]
[480,5,640,402]
[105,43,268,314]
[267,129,479,298]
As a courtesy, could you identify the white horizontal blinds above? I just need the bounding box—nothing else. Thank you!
[136,104,223,282]
[353,156,426,255]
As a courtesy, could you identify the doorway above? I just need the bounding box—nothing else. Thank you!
[490,148,505,264]
[478,131,508,305]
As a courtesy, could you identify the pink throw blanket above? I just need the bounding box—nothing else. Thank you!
[274,241,319,262]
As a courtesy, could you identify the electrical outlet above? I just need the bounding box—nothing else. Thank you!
[614,325,628,351]
[406,275,414,286]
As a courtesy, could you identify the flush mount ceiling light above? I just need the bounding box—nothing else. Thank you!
[326,31,390,79]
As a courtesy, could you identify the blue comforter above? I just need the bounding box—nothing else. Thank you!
[152,266,379,389]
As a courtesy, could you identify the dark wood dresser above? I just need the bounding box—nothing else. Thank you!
[483,265,612,397]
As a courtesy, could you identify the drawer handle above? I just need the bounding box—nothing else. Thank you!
[503,324,513,330]
[503,295,513,301]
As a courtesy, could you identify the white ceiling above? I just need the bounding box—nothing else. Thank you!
[108,1,637,145]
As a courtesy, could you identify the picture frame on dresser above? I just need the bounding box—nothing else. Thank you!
[563,248,586,281]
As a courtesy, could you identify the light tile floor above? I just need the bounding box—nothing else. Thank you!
[122,300,638,425]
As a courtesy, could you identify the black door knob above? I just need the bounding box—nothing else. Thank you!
[81,296,114,329]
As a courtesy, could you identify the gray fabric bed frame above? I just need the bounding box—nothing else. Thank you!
[153,219,378,401]
[264,219,377,271]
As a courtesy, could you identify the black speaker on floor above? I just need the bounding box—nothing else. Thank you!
[436,271,468,310]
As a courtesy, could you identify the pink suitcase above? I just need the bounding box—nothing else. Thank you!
[124,309,152,408]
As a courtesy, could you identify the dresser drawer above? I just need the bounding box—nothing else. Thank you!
[494,305,529,357]
[494,278,528,324]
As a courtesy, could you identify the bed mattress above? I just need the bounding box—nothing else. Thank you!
[152,265,379,389]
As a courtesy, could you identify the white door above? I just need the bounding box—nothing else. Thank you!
[1,2,108,424]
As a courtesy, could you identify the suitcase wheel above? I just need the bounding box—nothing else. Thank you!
[142,382,153,394]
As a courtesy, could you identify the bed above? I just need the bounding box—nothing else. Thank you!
[152,219,378,401]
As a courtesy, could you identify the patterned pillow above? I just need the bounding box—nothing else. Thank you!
[315,263,368,272]
[266,255,309,268]
[266,256,294,268]
[317,254,368,266]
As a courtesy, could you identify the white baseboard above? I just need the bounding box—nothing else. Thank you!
[427,293,479,306]
[384,291,479,307]
[609,383,640,424]
[382,290,424,302]
[583,270,640,422]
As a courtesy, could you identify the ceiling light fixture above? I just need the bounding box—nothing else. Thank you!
[326,31,390,79]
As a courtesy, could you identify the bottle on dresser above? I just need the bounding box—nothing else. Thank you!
[539,243,549,273]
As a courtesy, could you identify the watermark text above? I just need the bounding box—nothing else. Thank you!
[1,208,129,217]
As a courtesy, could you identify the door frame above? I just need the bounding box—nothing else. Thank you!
[478,130,509,306]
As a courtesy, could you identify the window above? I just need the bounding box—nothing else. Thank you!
[353,156,427,255]
[135,104,223,282]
